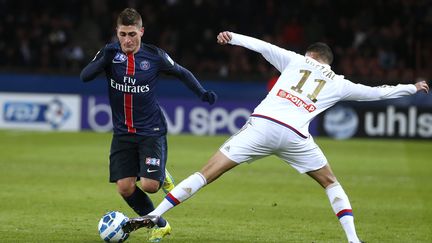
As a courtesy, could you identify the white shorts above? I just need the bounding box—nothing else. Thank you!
[219,117,328,173]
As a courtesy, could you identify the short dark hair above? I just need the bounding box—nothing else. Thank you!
[117,8,142,27]
[306,42,334,64]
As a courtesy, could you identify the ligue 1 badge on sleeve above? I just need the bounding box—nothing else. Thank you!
[113,53,127,63]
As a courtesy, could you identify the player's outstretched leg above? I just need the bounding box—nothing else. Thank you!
[122,214,160,233]
[162,169,175,194]
[326,182,362,243]
[307,164,362,243]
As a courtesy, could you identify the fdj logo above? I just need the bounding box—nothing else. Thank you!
[4,103,42,122]
[3,99,71,129]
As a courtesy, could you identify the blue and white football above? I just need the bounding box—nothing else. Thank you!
[98,211,129,243]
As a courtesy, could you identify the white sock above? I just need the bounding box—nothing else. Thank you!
[150,172,207,216]
[326,182,360,243]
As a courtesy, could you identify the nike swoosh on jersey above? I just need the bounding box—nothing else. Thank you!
[147,169,158,173]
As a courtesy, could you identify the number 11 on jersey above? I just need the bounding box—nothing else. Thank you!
[291,69,326,103]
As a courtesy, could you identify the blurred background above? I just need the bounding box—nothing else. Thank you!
[0,0,431,139]
[1,0,431,82]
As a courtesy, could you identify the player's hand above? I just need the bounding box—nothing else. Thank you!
[201,90,218,105]
[217,31,232,45]
[415,80,429,93]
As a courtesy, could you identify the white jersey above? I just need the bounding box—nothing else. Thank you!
[229,33,417,137]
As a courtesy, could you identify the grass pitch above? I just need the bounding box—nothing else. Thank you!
[0,130,431,242]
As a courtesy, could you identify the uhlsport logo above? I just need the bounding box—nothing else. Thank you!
[3,98,71,129]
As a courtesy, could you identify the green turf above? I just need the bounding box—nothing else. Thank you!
[0,130,431,242]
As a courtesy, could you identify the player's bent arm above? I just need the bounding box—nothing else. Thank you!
[80,49,107,82]
[341,80,418,101]
[80,43,118,82]
[166,64,206,98]
[167,64,217,104]
[228,32,297,72]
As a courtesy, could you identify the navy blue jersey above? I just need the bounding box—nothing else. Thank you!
[81,42,207,136]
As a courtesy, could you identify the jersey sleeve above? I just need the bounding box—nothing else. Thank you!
[340,79,417,101]
[157,48,206,98]
[80,42,120,82]
[80,48,106,82]
[229,32,301,72]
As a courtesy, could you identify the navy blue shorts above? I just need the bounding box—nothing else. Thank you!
[109,134,167,184]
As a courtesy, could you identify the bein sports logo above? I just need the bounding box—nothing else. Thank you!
[3,99,71,129]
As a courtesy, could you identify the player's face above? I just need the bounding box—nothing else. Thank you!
[117,25,144,54]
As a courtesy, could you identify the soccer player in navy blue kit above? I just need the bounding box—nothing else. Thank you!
[80,8,216,242]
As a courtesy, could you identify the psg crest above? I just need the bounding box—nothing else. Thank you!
[140,60,150,70]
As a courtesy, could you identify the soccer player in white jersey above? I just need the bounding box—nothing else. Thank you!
[122,31,429,243]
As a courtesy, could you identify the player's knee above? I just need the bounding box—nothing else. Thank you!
[140,180,160,193]
[116,182,136,197]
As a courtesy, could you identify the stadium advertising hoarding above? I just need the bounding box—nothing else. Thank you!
[82,95,256,135]
[320,102,432,139]
[80,95,320,136]
[1,92,430,139]
[1,71,429,138]
[0,92,81,131]
[160,98,253,135]
[0,93,283,135]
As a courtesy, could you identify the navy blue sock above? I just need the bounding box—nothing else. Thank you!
[122,186,167,227]
[157,217,167,227]
[123,186,154,216]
